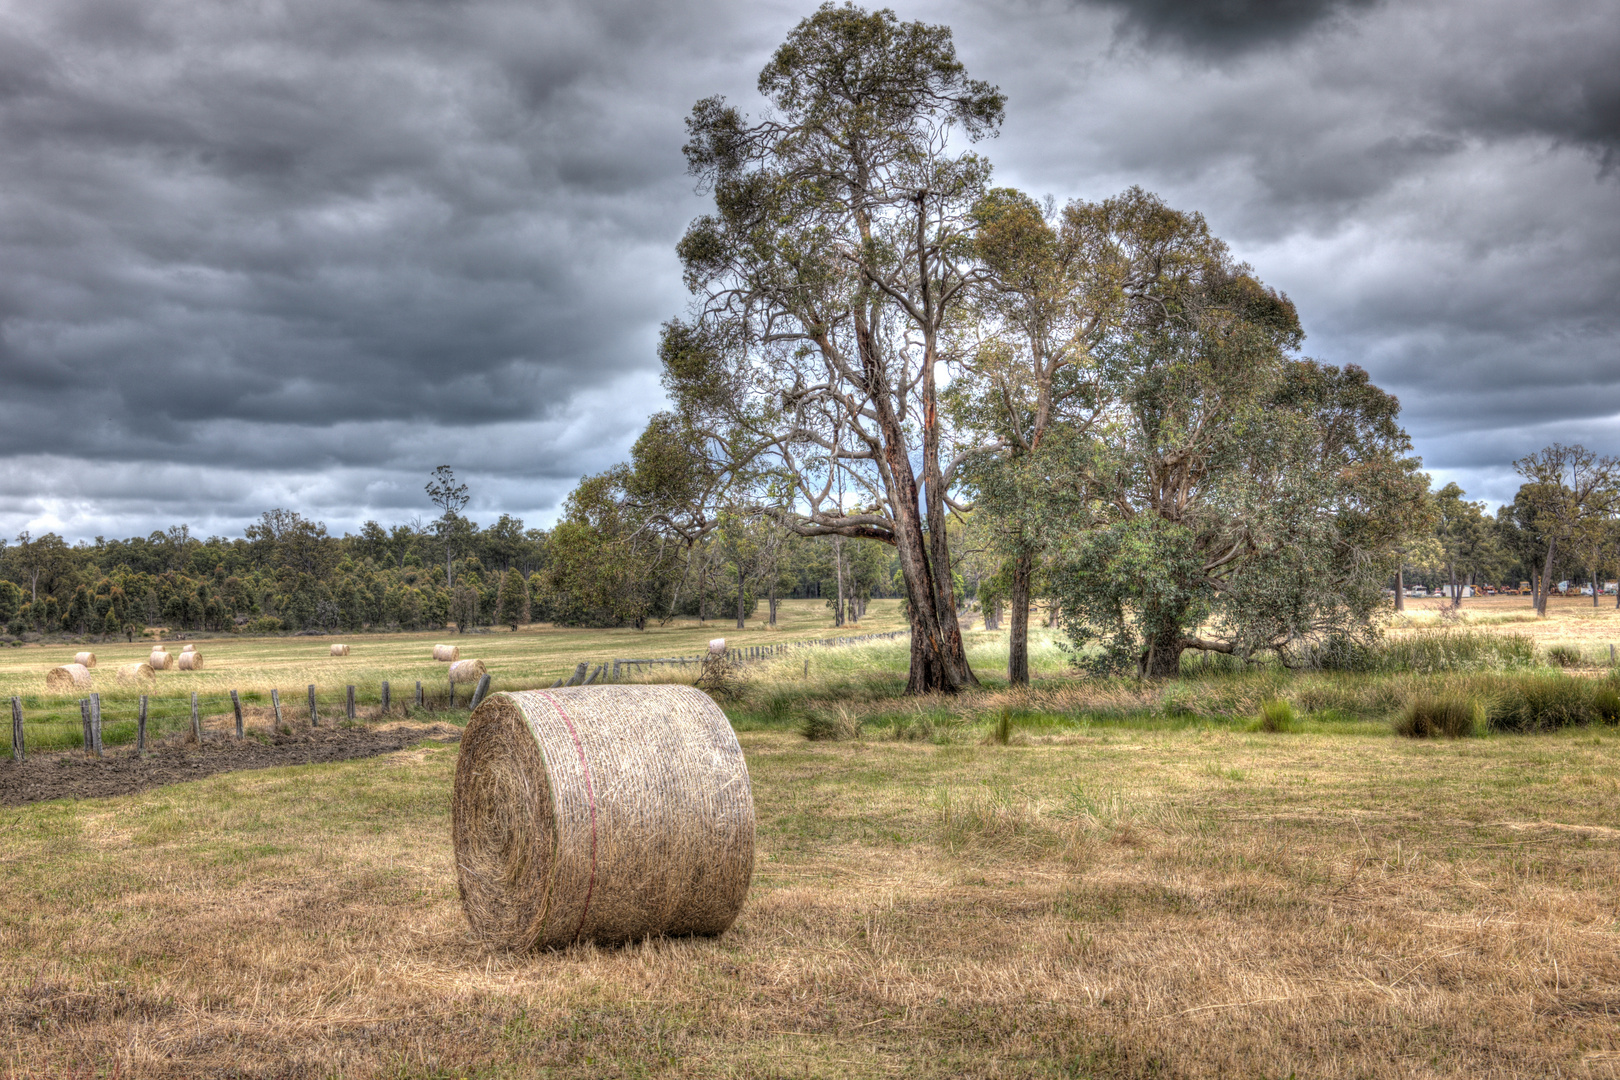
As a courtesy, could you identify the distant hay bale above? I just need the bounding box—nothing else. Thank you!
[46,663,93,691]
[149,649,173,670]
[330,643,350,657]
[448,658,486,683]
[74,651,96,668]
[433,644,460,662]
[181,643,196,652]
[709,638,726,655]
[177,651,204,671]
[117,661,156,684]
[453,686,755,950]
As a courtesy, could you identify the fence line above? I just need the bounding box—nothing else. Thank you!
[1,628,912,757]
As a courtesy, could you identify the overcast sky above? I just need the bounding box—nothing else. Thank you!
[1,0,1615,542]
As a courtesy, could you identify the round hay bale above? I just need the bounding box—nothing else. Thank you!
[117,661,156,684]
[433,644,460,662]
[453,686,754,950]
[181,643,196,652]
[177,651,204,671]
[74,651,97,668]
[46,663,93,691]
[149,649,173,670]
[330,643,350,657]
[448,658,486,683]
[708,637,726,655]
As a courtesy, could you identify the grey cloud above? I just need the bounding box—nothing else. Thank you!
[1082,0,1382,56]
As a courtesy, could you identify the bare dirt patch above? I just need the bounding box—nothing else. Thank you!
[0,721,461,806]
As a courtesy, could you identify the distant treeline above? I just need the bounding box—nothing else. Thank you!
[0,507,898,639]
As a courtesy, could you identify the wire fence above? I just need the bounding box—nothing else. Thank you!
[4,627,913,759]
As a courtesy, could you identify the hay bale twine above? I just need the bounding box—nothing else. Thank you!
[453,686,754,950]
[46,663,93,691]
[149,648,173,670]
[448,658,486,683]
[117,661,156,684]
[330,643,350,657]
[433,644,460,662]
[74,651,97,668]
[177,651,204,671]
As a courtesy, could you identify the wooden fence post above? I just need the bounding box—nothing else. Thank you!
[89,694,103,759]
[80,699,91,756]
[11,696,22,762]
[469,673,491,711]
[381,680,391,715]
[308,684,318,727]
[271,688,282,729]
[346,685,355,720]
[137,695,148,756]
[415,680,423,707]
[230,690,243,740]
[448,673,456,708]
[190,692,201,743]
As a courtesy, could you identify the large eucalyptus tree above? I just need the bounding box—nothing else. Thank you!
[667,3,1004,693]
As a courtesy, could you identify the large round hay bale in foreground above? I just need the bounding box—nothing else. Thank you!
[433,644,459,662]
[117,661,155,683]
[177,651,204,671]
[149,649,173,670]
[448,658,486,683]
[453,686,755,950]
[74,651,96,668]
[46,663,93,691]
[330,643,350,657]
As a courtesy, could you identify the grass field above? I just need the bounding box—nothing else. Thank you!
[2,599,1619,1077]
[0,599,913,752]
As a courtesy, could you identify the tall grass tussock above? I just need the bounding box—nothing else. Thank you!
[1395,693,1482,738]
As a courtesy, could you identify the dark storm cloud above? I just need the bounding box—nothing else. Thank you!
[1084,0,1381,56]
[2,0,1617,538]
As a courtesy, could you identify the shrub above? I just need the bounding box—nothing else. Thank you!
[1546,645,1582,668]
[1255,699,1299,733]
[244,616,285,636]
[1395,693,1481,738]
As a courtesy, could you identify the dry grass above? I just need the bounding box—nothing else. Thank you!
[2,723,1618,1078]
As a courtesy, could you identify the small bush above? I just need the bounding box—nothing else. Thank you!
[1395,693,1481,738]
[1255,699,1299,733]
[1546,645,1582,668]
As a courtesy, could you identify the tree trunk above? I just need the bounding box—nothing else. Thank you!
[1539,540,1556,616]
[1008,551,1032,688]
[769,582,778,627]
[1140,625,1184,678]
[1593,569,1601,608]
[833,535,845,628]
[1394,567,1405,612]
[736,564,746,630]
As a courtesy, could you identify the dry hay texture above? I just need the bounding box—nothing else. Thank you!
[73,651,96,668]
[448,658,486,683]
[116,661,155,683]
[453,686,755,951]
[45,663,92,691]
[433,644,460,662]
[177,651,204,671]
[149,649,173,670]
[330,643,350,657]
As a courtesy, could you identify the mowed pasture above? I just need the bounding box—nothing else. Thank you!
[1,601,1618,1077]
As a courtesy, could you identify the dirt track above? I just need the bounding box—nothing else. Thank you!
[0,721,461,806]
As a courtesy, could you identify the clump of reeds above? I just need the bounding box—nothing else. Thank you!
[1545,645,1581,668]
[800,706,860,741]
[1254,699,1299,733]
[1480,673,1620,732]
[1394,693,1481,738]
